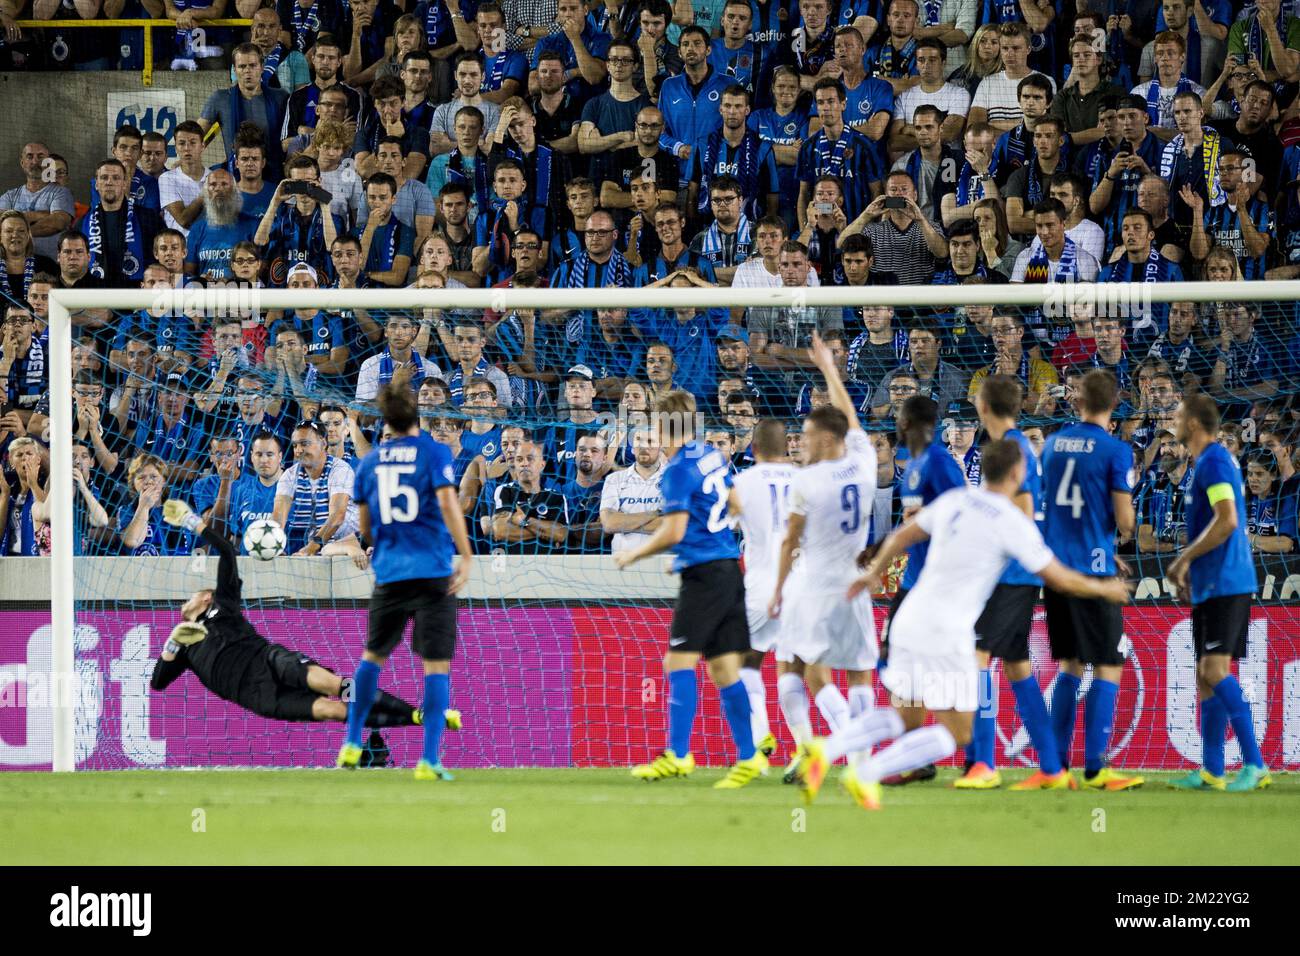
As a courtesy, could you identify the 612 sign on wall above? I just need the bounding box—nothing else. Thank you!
[107,90,187,161]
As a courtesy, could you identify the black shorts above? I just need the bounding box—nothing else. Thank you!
[367,577,458,661]
[1192,593,1252,660]
[1044,587,1126,666]
[974,584,1038,662]
[670,559,750,659]
[245,643,320,721]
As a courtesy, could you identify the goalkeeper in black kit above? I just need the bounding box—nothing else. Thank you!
[150,500,424,764]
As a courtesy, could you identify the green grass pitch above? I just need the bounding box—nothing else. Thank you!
[2,768,1295,865]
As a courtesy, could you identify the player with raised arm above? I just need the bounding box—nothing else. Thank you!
[1166,395,1272,792]
[880,392,966,787]
[1041,369,1144,791]
[959,372,1072,792]
[614,390,768,789]
[796,439,1132,810]
[337,383,474,781]
[151,502,421,760]
[767,333,879,807]
[727,418,795,761]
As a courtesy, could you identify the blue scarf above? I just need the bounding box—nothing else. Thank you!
[269,203,329,282]
[504,141,554,208]
[1248,6,1288,65]
[262,42,285,84]
[1108,247,1166,284]
[698,215,753,261]
[291,0,320,52]
[286,455,340,534]
[378,347,426,390]
[562,249,633,289]
[484,51,512,91]
[447,150,490,211]
[3,335,43,407]
[1160,127,1224,206]
[1023,236,1079,283]
[1145,75,1193,127]
[424,0,445,48]
[955,161,986,206]
[0,255,36,300]
[697,130,761,216]
[86,198,145,282]
[922,0,942,26]
[370,218,401,271]
[813,127,854,177]
[149,411,193,461]
[875,37,917,78]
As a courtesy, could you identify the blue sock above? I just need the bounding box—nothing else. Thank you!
[422,673,451,766]
[1011,676,1061,775]
[719,680,756,761]
[1083,678,1119,776]
[345,659,381,748]
[1201,696,1227,777]
[1050,672,1082,768]
[1213,675,1263,768]
[667,669,698,757]
[971,668,997,768]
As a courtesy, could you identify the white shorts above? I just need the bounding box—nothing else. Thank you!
[745,581,781,653]
[880,645,978,712]
[781,587,877,672]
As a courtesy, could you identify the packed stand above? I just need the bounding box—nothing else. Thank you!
[0,0,1298,564]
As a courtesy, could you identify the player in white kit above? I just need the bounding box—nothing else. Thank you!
[796,438,1132,810]
[768,333,879,789]
[729,419,796,759]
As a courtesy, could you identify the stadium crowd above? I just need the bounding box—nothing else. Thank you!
[0,0,1298,561]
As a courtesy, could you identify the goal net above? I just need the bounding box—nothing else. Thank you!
[4,282,1298,773]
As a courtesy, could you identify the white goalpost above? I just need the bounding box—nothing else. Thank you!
[43,280,1298,772]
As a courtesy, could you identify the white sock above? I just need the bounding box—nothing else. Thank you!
[856,724,957,785]
[778,673,813,744]
[848,684,874,717]
[825,708,905,764]
[739,667,770,743]
[814,684,850,734]
[846,684,877,771]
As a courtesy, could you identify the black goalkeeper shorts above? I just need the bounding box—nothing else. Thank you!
[367,577,458,661]
[245,644,321,721]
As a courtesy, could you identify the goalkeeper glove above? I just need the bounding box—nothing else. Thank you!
[163,499,202,533]
[168,621,208,646]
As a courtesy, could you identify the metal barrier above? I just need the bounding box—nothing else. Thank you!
[13,18,252,87]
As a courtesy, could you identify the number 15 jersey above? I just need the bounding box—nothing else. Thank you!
[789,428,878,592]
[353,433,457,586]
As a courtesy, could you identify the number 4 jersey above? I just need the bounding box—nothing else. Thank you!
[660,441,741,573]
[1041,421,1134,577]
[353,433,457,586]
[788,428,878,593]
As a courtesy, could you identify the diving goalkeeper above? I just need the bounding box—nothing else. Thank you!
[150,500,424,744]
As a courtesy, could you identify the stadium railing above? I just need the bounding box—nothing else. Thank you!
[13,18,251,86]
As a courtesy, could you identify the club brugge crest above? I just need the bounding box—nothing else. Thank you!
[483,441,497,458]
[858,99,870,115]
[122,253,141,276]
[537,504,549,517]
[785,122,797,134]
[907,469,920,489]
[709,90,721,101]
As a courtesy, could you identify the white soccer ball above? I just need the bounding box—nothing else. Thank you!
[243,519,287,560]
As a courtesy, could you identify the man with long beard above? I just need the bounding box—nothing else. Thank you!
[185,169,257,282]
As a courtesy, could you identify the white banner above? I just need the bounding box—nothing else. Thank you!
[107,90,186,160]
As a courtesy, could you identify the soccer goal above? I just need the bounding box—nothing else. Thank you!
[9,281,1298,774]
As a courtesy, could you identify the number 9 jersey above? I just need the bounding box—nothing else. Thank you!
[353,433,458,586]
[788,428,878,592]
[660,441,741,572]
